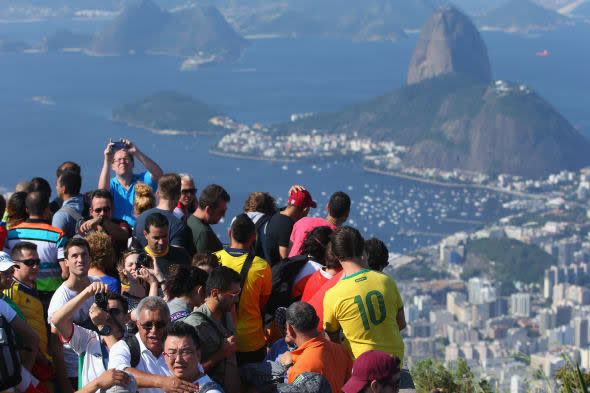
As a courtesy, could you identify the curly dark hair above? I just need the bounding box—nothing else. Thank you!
[299,226,333,264]
[164,265,208,300]
[243,192,276,216]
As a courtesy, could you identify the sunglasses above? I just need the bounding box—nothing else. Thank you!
[222,290,241,301]
[140,321,167,331]
[92,207,111,214]
[108,308,122,316]
[15,258,41,267]
[181,188,197,195]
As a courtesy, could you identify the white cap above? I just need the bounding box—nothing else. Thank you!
[0,251,17,272]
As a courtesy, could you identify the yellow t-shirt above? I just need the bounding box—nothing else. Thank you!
[215,249,272,352]
[323,269,404,361]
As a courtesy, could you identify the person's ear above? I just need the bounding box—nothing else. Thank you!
[286,323,296,339]
[228,228,232,240]
[370,380,379,393]
[144,230,149,240]
[156,190,160,200]
[325,203,329,214]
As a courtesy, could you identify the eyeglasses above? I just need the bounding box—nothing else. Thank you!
[15,258,41,267]
[181,188,197,195]
[140,321,167,331]
[92,207,111,214]
[163,348,196,361]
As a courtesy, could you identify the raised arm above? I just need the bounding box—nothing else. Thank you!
[51,281,109,339]
[122,139,163,182]
[99,139,115,190]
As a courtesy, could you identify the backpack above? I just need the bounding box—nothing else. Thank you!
[0,314,22,390]
[253,214,272,259]
[198,381,225,393]
[124,334,141,368]
[264,255,309,316]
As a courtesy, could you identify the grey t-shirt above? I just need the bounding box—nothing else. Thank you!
[167,297,191,322]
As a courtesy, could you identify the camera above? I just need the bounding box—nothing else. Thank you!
[94,293,108,311]
[135,252,150,271]
[112,141,127,151]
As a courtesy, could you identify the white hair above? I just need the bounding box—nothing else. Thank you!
[136,296,170,323]
[178,173,194,183]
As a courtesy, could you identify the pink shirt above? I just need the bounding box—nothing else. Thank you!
[288,217,336,257]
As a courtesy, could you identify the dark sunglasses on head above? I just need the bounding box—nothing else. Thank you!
[181,188,197,195]
[140,321,167,330]
[93,207,111,214]
[16,258,41,267]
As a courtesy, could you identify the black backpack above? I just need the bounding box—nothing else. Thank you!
[0,314,22,390]
[264,255,309,316]
[253,214,272,259]
[124,334,141,368]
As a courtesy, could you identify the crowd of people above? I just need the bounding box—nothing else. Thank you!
[0,139,410,393]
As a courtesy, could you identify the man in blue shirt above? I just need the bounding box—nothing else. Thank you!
[98,139,163,226]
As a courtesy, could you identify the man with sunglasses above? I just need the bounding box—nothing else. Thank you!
[184,266,241,392]
[109,296,198,393]
[4,242,57,381]
[78,189,131,256]
[51,281,130,390]
[173,174,197,222]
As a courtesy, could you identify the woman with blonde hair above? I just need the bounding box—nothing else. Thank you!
[133,182,156,217]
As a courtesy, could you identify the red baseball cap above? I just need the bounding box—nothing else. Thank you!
[288,189,317,209]
[342,351,401,393]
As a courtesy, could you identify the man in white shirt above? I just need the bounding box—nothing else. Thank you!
[51,281,130,389]
[108,296,198,393]
[47,238,100,393]
[163,321,224,393]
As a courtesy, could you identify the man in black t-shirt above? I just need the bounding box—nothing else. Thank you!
[143,212,190,278]
[133,173,195,255]
[265,189,316,265]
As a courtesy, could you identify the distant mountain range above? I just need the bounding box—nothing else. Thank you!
[476,0,570,31]
[90,0,247,59]
[273,6,590,177]
[28,0,247,63]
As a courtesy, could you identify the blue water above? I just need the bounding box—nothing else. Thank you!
[1,20,590,252]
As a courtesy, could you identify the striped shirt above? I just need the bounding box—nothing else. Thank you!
[4,219,66,292]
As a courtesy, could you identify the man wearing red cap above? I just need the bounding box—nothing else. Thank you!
[342,350,401,393]
[265,189,316,266]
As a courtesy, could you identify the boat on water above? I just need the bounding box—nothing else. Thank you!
[536,49,549,57]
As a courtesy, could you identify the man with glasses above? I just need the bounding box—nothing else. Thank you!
[78,189,131,256]
[98,138,163,226]
[109,296,198,393]
[133,174,195,255]
[51,281,130,389]
[4,242,57,381]
[184,266,241,392]
[173,174,197,222]
[163,322,224,393]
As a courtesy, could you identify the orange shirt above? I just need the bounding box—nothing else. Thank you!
[288,335,352,393]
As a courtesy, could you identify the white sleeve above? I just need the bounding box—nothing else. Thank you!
[46,289,65,328]
[64,325,94,356]
[0,299,17,323]
[108,339,131,371]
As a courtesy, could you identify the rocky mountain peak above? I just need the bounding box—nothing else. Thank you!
[407,6,492,85]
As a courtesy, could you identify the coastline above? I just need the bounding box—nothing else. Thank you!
[363,166,545,199]
[208,149,297,163]
[111,118,224,136]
